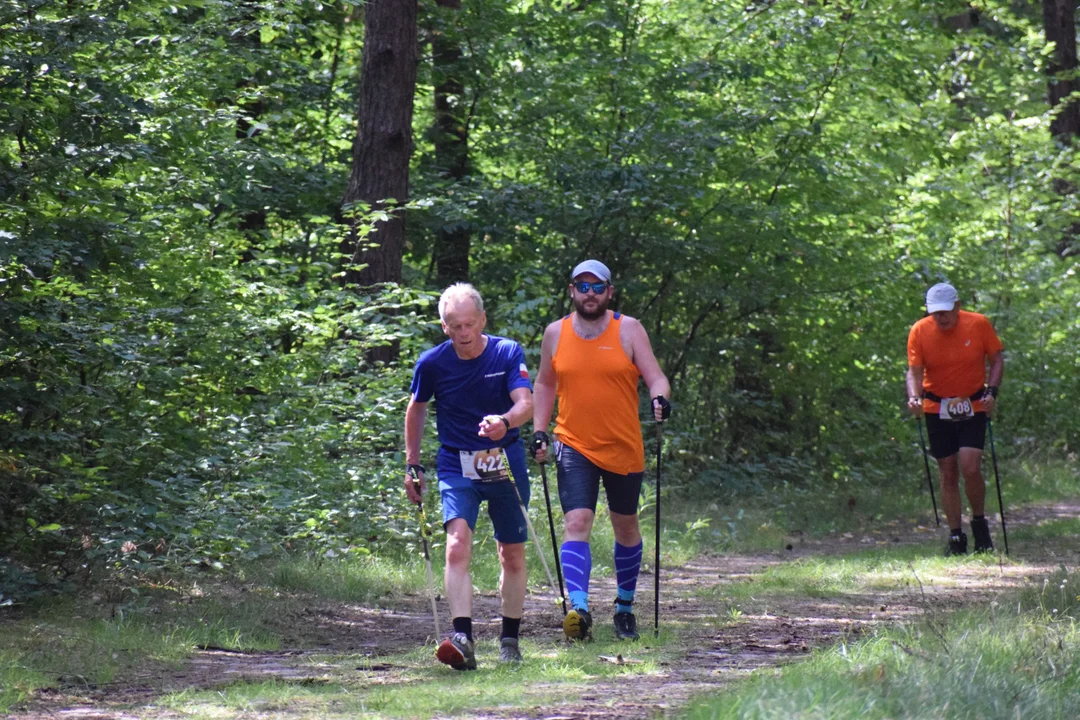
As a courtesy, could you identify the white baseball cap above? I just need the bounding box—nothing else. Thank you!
[570,259,611,283]
[926,283,959,313]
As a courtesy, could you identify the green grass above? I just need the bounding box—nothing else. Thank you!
[1010,516,1080,543]
[163,633,672,719]
[686,567,1080,720]
[3,455,1078,715]
[271,554,428,602]
[0,583,283,713]
[672,455,1080,554]
[701,544,1003,606]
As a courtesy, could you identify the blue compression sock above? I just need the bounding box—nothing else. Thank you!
[561,540,591,611]
[614,540,643,613]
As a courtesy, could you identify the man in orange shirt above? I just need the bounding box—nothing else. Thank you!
[906,283,1004,555]
[532,259,670,641]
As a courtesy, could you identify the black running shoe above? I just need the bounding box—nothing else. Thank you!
[436,632,477,670]
[945,531,968,557]
[563,607,593,641]
[613,611,639,640]
[498,638,523,664]
[971,517,994,553]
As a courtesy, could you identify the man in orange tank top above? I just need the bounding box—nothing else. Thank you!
[533,259,671,642]
[906,282,1004,556]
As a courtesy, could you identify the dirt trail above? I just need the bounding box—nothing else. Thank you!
[13,502,1080,719]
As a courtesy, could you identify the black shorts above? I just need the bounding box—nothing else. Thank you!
[554,441,644,516]
[924,412,987,459]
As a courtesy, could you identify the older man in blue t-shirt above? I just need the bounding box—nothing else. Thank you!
[404,283,533,670]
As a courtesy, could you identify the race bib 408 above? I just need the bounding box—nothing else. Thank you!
[940,396,974,421]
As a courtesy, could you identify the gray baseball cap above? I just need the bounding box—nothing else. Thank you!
[570,259,611,282]
[926,283,959,313]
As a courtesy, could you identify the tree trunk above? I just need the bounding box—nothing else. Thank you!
[1042,0,1080,141]
[1042,1,1080,259]
[432,0,471,286]
[341,0,419,291]
[234,1,267,264]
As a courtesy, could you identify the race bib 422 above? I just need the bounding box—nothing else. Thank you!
[459,448,510,483]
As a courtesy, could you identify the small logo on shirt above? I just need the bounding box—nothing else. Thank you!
[519,362,529,379]
[599,345,614,350]
[965,339,971,346]
[484,371,506,378]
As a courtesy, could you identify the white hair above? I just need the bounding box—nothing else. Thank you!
[438,282,485,321]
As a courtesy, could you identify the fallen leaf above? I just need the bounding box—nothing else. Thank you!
[598,654,642,665]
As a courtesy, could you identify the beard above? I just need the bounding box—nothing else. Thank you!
[573,294,610,321]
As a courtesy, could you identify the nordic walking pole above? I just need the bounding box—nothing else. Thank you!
[916,417,941,527]
[406,467,441,640]
[987,419,1009,555]
[539,461,567,616]
[503,457,563,608]
[654,420,663,638]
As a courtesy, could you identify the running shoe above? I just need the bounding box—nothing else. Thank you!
[971,517,994,553]
[613,610,639,640]
[436,632,477,671]
[498,637,523,664]
[945,531,968,557]
[563,607,593,641]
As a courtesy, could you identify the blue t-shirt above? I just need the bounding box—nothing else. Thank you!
[410,335,532,451]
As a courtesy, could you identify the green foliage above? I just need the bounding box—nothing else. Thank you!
[3,0,1080,599]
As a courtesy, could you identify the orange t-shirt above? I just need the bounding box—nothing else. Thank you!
[553,312,646,475]
[907,311,1003,413]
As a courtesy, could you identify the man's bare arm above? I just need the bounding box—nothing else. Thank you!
[905,366,924,417]
[987,351,1004,388]
[404,398,429,502]
[531,322,561,462]
[627,317,670,400]
[532,322,561,432]
[479,387,533,441]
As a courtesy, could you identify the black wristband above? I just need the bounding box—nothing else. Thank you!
[407,463,425,480]
[498,415,510,430]
[986,386,999,398]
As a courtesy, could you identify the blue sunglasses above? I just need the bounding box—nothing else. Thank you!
[573,281,609,294]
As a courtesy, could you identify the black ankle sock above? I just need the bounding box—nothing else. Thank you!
[452,616,473,642]
[950,527,963,537]
[501,616,521,640]
[973,515,986,523]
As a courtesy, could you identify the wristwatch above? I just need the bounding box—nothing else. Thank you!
[985,386,999,398]
[498,415,510,430]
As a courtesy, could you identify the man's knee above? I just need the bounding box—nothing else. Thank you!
[936,455,960,481]
[564,509,594,537]
[445,521,472,568]
[498,543,526,574]
[959,451,983,479]
[610,510,639,532]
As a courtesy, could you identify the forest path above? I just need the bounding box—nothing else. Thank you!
[14,501,1080,719]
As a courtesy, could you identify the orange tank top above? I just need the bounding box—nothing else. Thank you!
[553,312,645,475]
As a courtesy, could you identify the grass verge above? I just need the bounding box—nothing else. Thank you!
[0,581,283,712]
[687,568,1080,719]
